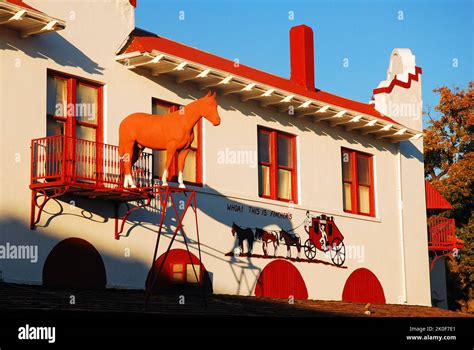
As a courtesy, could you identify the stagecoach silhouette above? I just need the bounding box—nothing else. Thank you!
[303,214,346,266]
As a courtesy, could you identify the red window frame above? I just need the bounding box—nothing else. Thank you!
[169,263,202,284]
[151,98,202,186]
[47,70,104,143]
[257,126,297,203]
[341,148,375,217]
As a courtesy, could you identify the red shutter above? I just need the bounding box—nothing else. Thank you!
[342,268,386,304]
[255,260,308,299]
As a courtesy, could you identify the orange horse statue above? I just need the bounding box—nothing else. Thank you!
[118,91,221,188]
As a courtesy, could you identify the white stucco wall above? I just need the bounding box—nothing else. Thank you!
[0,0,431,305]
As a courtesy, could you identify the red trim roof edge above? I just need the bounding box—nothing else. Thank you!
[5,0,43,13]
[373,66,422,95]
[124,33,406,127]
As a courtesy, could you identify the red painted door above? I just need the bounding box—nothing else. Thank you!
[342,268,386,304]
[255,260,308,299]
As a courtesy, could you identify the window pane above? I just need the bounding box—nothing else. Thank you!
[152,103,170,115]
[171,264,184,282]
[358,185,370,214]
[76,84,98,124]
[342,151,352,181]
[343,183,352,211]
[258,131,270,163]
[47,76,67,117]
[47,116,65,136]
[277,135,292,167]
[153,150,167,178]
[357,155,370,185]
[186,264,201,283]
[258,165,270,196]
[278,168,292,200]
[75,125,96,142]
[182,149,196,183]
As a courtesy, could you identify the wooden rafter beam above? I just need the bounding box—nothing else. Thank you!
[176,68,212,83]
[0,9,26,24]
[222,82,256,96]
[20,20,58,38]
[330,114,361,127]
[346,119,376,131]
[126,54,164,69]
[200,75,233,89]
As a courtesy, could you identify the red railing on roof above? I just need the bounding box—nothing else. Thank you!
[427,217,463,251]
[31,135,153,189]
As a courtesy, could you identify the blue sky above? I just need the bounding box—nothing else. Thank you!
[135,0,473,124]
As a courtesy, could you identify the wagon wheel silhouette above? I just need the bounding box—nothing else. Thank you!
[304,239,317,260]
[330,238,345,266]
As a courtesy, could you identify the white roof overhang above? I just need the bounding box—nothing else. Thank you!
[116,50,423,143]
[0,1,65,38]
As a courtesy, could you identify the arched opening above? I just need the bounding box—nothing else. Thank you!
[342,268,386,304]
[145,249,212,294]
[255,259,308,299]
[43,237,106,289]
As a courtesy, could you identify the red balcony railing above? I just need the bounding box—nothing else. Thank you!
[427,216,463,251]
[31,135,153,189]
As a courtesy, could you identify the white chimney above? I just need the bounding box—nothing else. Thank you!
[373,49,423,131]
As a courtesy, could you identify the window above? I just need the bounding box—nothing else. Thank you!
[171,263,185,282]
[170,263,201,283]
[341,148,375,216]
[151,98,202,185]
[46,71,103,181]
[186,264,201,284]
[47,71,103,142]
[258,127,297,202]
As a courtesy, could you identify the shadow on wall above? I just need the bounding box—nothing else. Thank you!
[0,217,145,289]
[0,208,265,296]
[30,188,267,295]
[0,29,104,74]
[34,185,300,257]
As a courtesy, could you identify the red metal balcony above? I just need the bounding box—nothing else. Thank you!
[30,135,153,195]
[427,217,463,252]
[29,135,156,231]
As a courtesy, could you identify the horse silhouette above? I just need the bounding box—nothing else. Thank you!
[254,228,279,257]
[279,230,301,259]
[118,91,221,188]
[230,222,255,255]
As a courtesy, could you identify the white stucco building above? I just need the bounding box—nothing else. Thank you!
[0,0,435,306]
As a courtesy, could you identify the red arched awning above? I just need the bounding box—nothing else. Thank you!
[146,248,211,292]
[342,268,386,304]
[255,260,308,299]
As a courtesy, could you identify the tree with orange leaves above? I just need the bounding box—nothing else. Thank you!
[424,81,473,312]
